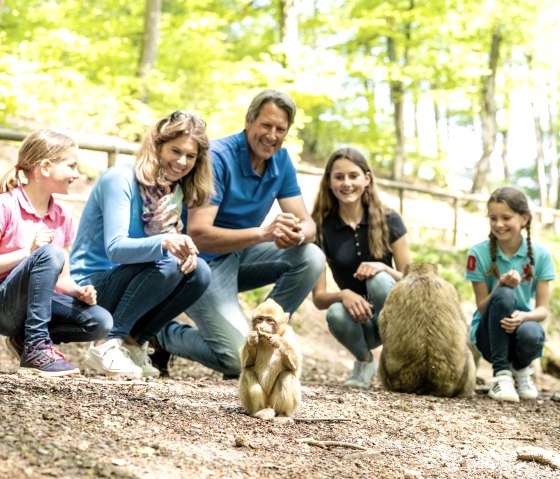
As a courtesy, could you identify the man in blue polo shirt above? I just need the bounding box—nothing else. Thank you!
[154,90,326,377]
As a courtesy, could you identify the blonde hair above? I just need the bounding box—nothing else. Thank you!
[0,129,75,193]
[135,111,213,208]
[312,146,392,258]
[485,186,534,281]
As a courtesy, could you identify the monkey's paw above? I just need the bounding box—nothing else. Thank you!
[253,408,276,421]
[264,334,283,349]
[247,331,259,346]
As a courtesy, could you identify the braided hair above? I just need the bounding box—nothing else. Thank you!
[485,186,534,281]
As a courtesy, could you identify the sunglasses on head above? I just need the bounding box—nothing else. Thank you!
[169,110,207,127]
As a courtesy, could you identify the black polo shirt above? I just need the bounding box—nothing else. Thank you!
[321,210,407,297]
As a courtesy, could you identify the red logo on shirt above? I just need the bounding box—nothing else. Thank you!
[522,263,531,280]
[466,255,476,272]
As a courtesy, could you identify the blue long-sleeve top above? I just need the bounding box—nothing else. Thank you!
[70,164,168,283]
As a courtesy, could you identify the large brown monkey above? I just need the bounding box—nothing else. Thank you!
[378,263,476,397]
[238,299,302,421]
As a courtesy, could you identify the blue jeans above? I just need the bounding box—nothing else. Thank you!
[0,244,112,347]
[81,256,211,344]
[157,242,326,376]
[476,286,545,375]
[326,271,396,361]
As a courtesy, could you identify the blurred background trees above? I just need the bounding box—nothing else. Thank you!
[1,0,560,201]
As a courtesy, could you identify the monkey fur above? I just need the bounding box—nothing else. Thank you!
[378,263,476,397]
[238,298,302,421]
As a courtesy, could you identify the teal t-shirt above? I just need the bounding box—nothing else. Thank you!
[465,237,556,346]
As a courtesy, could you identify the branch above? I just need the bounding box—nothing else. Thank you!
[296,437,367,451]
[294,418,352,423]
[517,446,560,469]
[502,437,536,442]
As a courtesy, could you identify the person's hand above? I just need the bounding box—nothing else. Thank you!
[75,284,97,306]
[340,289,373,324]
[500,310,526,333]
[499,269,521,288]
[178,253,198,275]
[30,228,54,252]
[266,213,303,249]
[353,262,387,281]
[162,234,199,261]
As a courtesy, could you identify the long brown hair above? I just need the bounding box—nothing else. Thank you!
[311,147,392,258]
[0,129,75,193]
[485,186,534,281]
[135,110,214,208]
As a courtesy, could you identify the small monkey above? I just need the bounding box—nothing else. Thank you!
[238,299,302,422]
[378,263,476,398]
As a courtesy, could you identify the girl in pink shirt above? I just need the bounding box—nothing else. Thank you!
[0,130,112,376]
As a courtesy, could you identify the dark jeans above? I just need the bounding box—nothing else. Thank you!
[0,244,112,347]
[476,286,545,375]
[81,256,211,344]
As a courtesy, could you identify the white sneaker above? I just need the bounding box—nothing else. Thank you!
[343,359,377,388]
[488,370,520,402]
[512,366,538,400]
[121,342,160,378]
[83,338,143,379]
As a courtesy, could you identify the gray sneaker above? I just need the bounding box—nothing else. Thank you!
[83,338,142,379]
[343,359,378,388]
[121,342,160,378]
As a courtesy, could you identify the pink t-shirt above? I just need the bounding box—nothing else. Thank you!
[0,187,74,281]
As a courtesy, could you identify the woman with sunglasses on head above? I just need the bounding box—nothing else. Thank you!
[70,111,213,378]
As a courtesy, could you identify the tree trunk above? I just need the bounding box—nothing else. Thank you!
[280,0,300,68]
[470,30,501,195]
[547,87,559,209]
[500,129,510,181]
[412,93,420,155]
[364,78,377,137]
[387,35,406,181]
[532,101,548,208]
[434,100,442,158]
[138,0,162,104]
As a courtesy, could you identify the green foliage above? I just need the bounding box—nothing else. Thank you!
[0,0,558,198]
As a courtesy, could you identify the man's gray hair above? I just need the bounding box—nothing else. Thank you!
[246,90,297,128]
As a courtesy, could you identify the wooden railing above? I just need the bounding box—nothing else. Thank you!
[0,128,137,168]
[2,128,559,247]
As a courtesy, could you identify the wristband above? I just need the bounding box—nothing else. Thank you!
[297,234,305,246]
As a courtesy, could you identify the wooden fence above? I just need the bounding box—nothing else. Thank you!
[2,128,559,248]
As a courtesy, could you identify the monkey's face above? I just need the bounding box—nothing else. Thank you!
[252,299,287,335]
[253,315,281,335]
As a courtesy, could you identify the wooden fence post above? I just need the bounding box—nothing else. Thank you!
[452,197,459,247]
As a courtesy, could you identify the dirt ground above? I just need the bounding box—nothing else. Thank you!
[1,150,560,478]
[1,298,560,479]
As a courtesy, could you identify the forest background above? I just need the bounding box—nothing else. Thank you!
[1,1,560,332]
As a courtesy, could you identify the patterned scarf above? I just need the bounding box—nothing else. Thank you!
[139,183,184,236]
